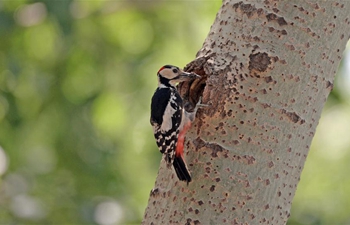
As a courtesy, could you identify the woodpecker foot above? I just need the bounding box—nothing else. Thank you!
[185,97,207,122]
[195,97,208,109]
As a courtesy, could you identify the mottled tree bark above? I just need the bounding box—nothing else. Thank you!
[143,1,350,224]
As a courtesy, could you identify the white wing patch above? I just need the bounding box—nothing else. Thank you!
[161,93,178,132]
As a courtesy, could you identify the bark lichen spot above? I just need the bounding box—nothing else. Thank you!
[280,109,305,124]
[210,185,216,192]
[249,52,271,73]
[233,1,263,18]
[150,188,159,197]
[266,13,288,26]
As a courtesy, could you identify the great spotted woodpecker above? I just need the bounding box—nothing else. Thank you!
[150,65,200,183]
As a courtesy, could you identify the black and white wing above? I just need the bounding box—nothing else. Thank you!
[150,88,183,163]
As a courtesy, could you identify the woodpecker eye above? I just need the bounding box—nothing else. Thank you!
[172,69,178,73]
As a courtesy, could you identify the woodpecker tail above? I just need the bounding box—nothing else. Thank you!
[173,155,192,183]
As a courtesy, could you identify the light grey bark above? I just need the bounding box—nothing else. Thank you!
[143,1,350,224]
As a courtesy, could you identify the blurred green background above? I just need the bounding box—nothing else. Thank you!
[0,1,349,224]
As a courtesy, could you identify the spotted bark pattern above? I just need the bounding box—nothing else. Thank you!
[143,1,350,224]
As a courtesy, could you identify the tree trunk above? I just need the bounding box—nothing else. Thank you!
[143,1,350,224]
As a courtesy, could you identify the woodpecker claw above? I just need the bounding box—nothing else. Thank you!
[195,97,208,109]
[184,97,207,122]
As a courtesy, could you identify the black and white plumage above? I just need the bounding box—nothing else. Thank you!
[151,88,182,159]
[150,65,199,183]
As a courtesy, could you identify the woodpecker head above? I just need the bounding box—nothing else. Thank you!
[157,65,200,88]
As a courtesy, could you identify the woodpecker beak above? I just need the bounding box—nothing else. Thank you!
[178,71,201,80]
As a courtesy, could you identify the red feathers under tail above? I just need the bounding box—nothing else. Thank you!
[173,120,192,183]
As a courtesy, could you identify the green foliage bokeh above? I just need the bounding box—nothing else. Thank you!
[0,1,349,224]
